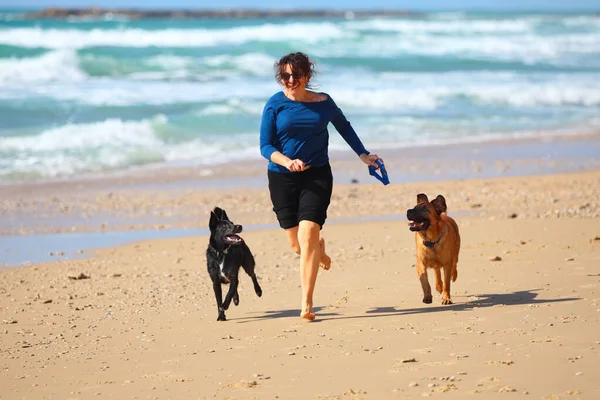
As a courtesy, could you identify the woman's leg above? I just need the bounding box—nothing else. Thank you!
[319,237,331,270]
[284,226,300,254]
[285,226,330,270]
[297,220,321,320]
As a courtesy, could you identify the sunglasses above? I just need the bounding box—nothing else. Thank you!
[281,72,304,81]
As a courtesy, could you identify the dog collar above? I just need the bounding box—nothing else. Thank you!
[368,159,389,185]
[422,225,447,249]
[208,245,231,259]
[423,239,439,248]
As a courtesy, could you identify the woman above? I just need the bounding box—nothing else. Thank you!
[259,52,382,320]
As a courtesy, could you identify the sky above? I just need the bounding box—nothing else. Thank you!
[1,0,599,11]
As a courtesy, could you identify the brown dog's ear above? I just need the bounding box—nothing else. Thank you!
[417,193,429,204]
[431,195,447,214]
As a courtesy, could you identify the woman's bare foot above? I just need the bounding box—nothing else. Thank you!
[319,237,331,270]
[301,301,316,321]
[300,311,316,320]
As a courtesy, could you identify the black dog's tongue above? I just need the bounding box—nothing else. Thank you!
[224,234,243,244]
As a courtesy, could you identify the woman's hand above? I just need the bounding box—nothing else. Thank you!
[360,153,382,168]
[286,158,308,172]
[270,151,309,172]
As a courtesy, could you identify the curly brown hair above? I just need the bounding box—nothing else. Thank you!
[274,52,317,89]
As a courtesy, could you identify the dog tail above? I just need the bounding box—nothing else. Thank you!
[445,215,460,282]
[452,262,458,282]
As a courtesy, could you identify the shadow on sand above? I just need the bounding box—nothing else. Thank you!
[234,289,579,323]
[328,289,580,321]
[232,307,339,323]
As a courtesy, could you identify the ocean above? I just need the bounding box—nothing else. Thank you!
[0,9,599,182]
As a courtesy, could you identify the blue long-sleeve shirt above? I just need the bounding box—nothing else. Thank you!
[259,91,369,173]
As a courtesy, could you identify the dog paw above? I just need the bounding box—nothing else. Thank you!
[442,298,453,305]
[423,296,433,304]
[255,286,263,297]
[233,298,239,306]
[436,283,443,294]
[217,315,227,321]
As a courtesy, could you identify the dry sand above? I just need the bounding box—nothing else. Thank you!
[2,161,600,399]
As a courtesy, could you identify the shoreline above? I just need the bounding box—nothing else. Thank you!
[2,129,599,192]
[0,212,430,268]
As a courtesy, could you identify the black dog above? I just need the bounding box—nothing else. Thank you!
[207,207,262,321]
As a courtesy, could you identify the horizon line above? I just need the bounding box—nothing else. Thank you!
[2,6,599,12]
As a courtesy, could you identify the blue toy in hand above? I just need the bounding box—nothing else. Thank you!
[368,159,389,185]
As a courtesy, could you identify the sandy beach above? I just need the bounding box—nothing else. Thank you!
[1,134,600,399]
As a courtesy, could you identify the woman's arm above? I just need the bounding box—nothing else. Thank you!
[328,96,380,167]
[259,105,278,161]
[270,151,307,172]
[259,104,307,172]
[328,96,368,155]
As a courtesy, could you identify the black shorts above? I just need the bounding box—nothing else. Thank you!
[267,164,333,229]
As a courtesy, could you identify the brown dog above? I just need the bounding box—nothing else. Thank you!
[406,194,460,305]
